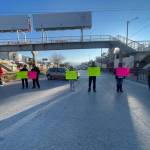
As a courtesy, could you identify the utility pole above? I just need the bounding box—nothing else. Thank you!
[126,21,129,45]
[126,17,139,45]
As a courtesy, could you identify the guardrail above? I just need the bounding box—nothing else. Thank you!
[130,68,150,84]
[0,34,149,52]
[106,67,149,84]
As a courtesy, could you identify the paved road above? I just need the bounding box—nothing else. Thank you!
[0,73,150,150]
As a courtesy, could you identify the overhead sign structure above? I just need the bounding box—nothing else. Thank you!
[66,71,77,80]
[88,67,101,76]
[33,11,92,31]
[0,15,31,32]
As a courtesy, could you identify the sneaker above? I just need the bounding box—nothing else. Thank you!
[0,84,4,86]
[93,89,96,92]
[88,89,91,92]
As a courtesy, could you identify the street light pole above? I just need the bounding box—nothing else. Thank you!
[126,21,129,45]
[126,17,138,45]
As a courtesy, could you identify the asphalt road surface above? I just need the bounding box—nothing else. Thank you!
[0,72,150,150]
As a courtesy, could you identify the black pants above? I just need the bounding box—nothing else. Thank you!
[89,76,96,91]
[148,77,150,90]
[32,78,40,88]
[0,77,3,85]
[116,78,123,92]
[22,79,28,89]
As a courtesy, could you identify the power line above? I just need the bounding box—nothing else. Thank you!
[0,8,150,14]
[130,22,150,37]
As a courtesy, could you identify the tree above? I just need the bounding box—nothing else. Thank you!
[50,53,65,67]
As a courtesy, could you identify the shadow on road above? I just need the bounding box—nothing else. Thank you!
[0,78,68,100]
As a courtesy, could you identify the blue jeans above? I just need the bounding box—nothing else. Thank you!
[70,80,75,91]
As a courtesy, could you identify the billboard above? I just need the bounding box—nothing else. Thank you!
[33,11,92,31]
[0,15,31,32]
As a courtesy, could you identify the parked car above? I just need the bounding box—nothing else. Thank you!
[46,67,67,80]
[46,67,80,80]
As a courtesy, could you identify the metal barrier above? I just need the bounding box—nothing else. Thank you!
[129,68,148,84]
[105,67,149,84]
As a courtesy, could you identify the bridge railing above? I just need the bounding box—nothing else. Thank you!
[116,35,149,52]
[0,35,117,45]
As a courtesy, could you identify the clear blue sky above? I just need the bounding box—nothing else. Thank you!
[0,0,150,63]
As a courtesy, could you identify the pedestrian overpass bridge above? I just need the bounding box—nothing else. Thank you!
[0,35,150,55]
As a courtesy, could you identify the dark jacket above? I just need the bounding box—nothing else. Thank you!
[20,68,28,72]
[148,70,150,77]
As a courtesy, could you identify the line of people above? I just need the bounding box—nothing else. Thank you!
[87,62,127,93]
[20,64,40,89]
[1,62,150,91]
[87,62,125,93]
[67,61,97,92]
[68,61,150,93]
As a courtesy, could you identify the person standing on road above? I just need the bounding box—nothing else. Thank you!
[20,64,28,89]
[115,63,125,93]
[148,69,150,90]
[0,65,4,86]
[31,63,40,89]
[69,66,76,91]
[88,61,97,92]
